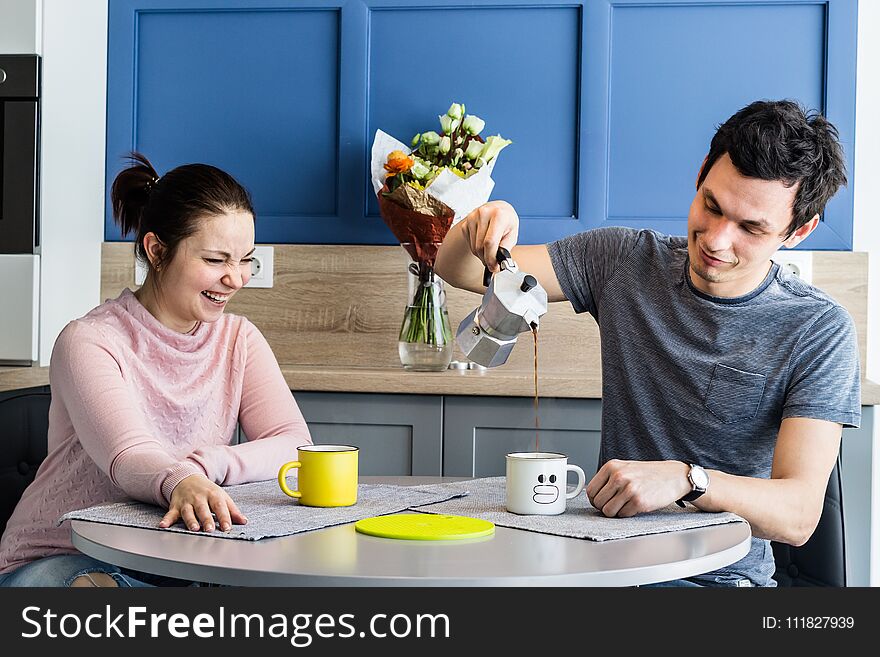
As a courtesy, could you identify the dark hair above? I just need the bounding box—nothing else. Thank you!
[110,152,255,270]
[696,100,847,237]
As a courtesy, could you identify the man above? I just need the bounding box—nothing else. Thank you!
[435,100,861,587]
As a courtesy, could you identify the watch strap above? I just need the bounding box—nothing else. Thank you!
[680,487,705,502]
[676,462,707,507]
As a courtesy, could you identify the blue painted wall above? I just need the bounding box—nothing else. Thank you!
[106,0,858,249]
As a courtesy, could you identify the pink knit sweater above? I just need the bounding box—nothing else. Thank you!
[0,288,312,573]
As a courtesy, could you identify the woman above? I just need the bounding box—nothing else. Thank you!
[0,153,312,586]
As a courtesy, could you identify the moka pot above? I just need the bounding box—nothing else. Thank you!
[455,247,549,368]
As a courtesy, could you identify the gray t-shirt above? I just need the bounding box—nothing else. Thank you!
[547,227,861,587]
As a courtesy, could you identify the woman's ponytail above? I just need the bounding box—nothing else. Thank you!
[110,151,159,238]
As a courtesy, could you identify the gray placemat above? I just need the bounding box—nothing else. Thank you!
[59,479,468,541]
[411,477,746,541]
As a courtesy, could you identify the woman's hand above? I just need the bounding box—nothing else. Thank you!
[159,474,247,532]
[461,200,520,273]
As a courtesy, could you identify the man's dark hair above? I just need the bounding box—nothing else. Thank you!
[697,99,847,238]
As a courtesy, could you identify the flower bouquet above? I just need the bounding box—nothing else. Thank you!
[371,102,512,370]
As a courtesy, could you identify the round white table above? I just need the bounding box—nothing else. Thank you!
[71,477,751,587]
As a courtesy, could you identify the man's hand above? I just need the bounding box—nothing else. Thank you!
[436,199,565,299]
[460,200,520,273]
[585,459,692,517]
[159,474,248,532]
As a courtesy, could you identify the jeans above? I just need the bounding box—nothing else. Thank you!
[641,574,755,587]
[0,553,199,587]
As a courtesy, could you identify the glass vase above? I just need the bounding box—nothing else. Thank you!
[398,243,453,371]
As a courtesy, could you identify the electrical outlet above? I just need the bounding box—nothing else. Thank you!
[772,250,813,285]
[245,246,274,288]
[132,245,274,288]
[135,257,147,286]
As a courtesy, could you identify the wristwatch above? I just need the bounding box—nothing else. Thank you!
[675,462,709,508]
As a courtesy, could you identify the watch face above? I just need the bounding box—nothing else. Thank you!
[690,465,709,489]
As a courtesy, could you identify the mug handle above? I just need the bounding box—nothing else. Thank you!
[566,464,586,500]
[278,461,302,498]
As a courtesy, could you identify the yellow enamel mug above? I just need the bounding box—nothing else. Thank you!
[278,444,359,507]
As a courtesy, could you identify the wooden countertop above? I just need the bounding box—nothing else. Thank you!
[3,363,880,404]
[0,365,50,392]
[279,364,600,397]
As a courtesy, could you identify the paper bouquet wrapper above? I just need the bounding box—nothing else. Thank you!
[376,183,454,266]
[370,128,499,226]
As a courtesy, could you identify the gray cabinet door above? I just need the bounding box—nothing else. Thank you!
[443,396,602,478]
[293,392,442,476]
[841,406,875,587]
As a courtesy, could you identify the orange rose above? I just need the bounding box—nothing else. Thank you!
[384,150,414,177]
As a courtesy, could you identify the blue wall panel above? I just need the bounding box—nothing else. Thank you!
[367,6,579,221]
[106,4,341,242]
[607,3,825,222]
[599,0,856,249]
[106,0,858,249]
[136,10,339,217]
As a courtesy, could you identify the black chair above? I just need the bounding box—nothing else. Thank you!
[771,455,846,586]
[0,388,51,538]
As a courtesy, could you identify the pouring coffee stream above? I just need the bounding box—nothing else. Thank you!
[533,324,540,452]
[454,247,549,450]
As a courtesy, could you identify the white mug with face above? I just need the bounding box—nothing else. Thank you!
[505,452,586,516]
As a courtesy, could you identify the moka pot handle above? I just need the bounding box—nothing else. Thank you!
[482,247,512,288]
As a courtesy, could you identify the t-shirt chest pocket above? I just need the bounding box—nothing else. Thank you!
[704,363,766,424]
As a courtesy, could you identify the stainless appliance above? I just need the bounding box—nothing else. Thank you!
[0,54,40,364]
[455,247,548,368]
